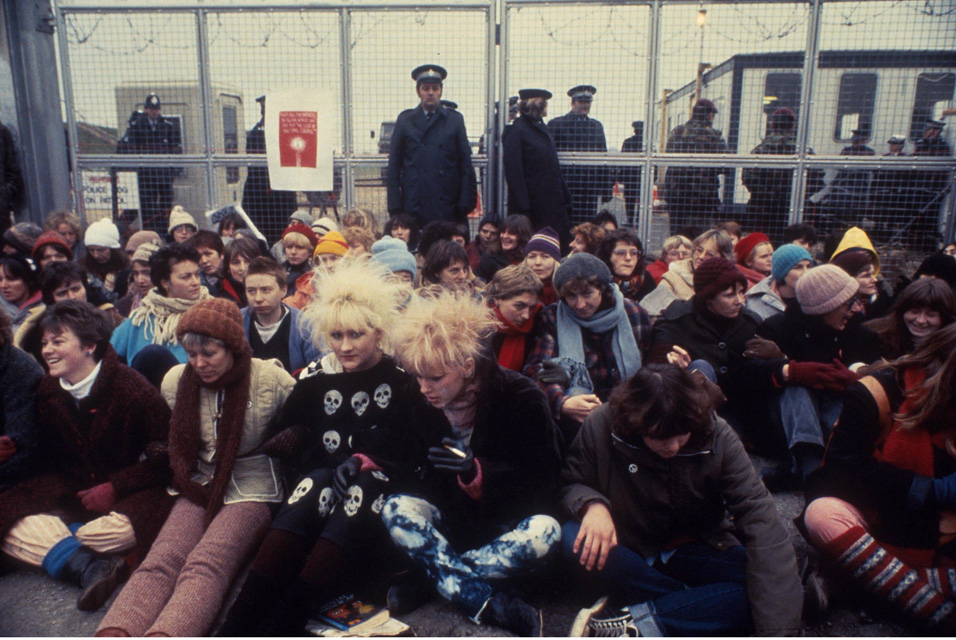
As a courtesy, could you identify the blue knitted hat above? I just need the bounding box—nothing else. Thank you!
[771,244,812,284]
[371,235,417,276]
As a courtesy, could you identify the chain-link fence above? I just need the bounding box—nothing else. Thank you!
[56,0,955,258]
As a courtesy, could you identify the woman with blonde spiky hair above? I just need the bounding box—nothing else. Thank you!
[217,258,416,637]
[381,290,563,637]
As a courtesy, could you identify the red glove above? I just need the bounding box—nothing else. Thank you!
[77,482,116,513]
[0,436,15,464]
[816,359,861,391]
[787,361,833,390]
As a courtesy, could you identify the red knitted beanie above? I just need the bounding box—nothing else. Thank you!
[693,257,746,302]
[734,232,770,266]
[176,298,248,353]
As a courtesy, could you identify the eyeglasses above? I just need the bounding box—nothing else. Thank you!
[612,249,640,259]
[693,247,719,260]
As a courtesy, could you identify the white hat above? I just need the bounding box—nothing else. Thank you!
[311,216,339,236]
[168,205,198,234]
[84,218,121,249]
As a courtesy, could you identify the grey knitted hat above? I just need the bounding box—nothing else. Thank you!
[553,252,611,292]
[795,264,859,315]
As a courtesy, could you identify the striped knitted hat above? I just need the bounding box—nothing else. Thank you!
[525,226,561,261]
[313,230,349,258]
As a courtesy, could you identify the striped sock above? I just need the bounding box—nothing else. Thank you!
[923,568,956,598]
[826,526,956,631]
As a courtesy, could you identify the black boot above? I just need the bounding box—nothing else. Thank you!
[58,548,129,612]
[386,571,435,616]
[480,591,543,637]
[215,570,285,637]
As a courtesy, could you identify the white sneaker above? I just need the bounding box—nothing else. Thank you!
[569,596,639,637]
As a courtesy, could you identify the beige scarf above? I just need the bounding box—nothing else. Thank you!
[128,287,211,347]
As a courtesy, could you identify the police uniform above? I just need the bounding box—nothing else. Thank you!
[547,85,609,222]
[662,100,728,235]
[386,65,477,225]
[912,120,952,248]
[618,121,644,225]
[116,94,183,234]
[503,89,572,249]
[242,96,297,244]
[830,130,875,228]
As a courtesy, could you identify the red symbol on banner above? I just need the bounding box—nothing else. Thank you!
[278,111,318,168]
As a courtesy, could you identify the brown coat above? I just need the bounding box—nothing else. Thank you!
[560,405,802,635]
[0,348,173,558]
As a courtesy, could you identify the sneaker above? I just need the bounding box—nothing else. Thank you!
[480,591,543,637]
[569,597,639,637]
[386,574,435,616]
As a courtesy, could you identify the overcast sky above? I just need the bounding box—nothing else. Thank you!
[58,0,955,153]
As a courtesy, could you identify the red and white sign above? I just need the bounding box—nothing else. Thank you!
[266,91,332,191]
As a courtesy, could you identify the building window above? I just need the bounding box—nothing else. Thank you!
[763,73,801,137]
[910,72,955,141]
[223,106,239,184]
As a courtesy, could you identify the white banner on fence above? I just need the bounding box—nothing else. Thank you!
[265,90,333,192]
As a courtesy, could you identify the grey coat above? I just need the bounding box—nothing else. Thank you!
[745,276,785,322]
[560,404,802,635]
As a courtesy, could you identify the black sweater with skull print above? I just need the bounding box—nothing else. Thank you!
[270,356,415,482]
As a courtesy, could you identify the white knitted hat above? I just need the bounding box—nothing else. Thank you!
[168,205,198,234]
[84,218,121,249]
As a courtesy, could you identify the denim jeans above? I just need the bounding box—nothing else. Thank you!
[562,520,752,636]
[381,494,561,620]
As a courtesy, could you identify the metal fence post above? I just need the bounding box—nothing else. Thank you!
[196,9,218,212]
[339,6,354,214]
[637,0,661,249]
[53,4,82,220]
[790,0,822,226]
[496,0,509,221]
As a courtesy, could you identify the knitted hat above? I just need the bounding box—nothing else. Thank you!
[168,205,198,234]
[289,209,313,226]
[126,230,162,253]
[796,264,859,316]
[311,217,339,236]
[915,253,956,289]
[771,244,812,284]
[282,222,319,250]
[829,248,875,278]
[734,232,770,266]
[176,298,248,353]
[31,231,74,261]
[525,226,561,262]
[2,222,43,255]
[553,253,611,292]
[371,235,417,275]
[131,242,160,265]
[313,230,349,258]
[84,218,121,249]
[693,257,746,302]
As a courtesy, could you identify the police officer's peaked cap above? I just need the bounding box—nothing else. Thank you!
[568,85,597,101]
[440,100,458,110]
[518,88,552,100]
[695,98,717,114]
[926,118,945,130]
[144,94,161,109]
[631,121,642,128]
[411,65,447,84]
[851,128,870,138]
[887,135,906,145]
[508,96,519,107]
[256,95,266,104]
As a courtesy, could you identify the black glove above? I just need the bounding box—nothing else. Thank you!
[333,457,362,500]
[427,437,476,481]
[536,360,570,387]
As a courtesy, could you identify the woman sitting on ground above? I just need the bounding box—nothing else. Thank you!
[1,302,172,613]
[421,240,475,295]
[44,210,84,260]
[218,235,262,308]
[561,364,801,636]
[96,299,295,637]
[645,234,692,285]
[485,264,544,372]
[382,290,563,636]
[522,226,561,305]
[863,278,956,360]
[569,222,604,255]
[595,228,655,302]
[0,254,42,334]
[734,232,773,290]
[218,259,412,636]
[476,214,533,282]
[280,222,318,297]
[802,324,956,633]
[31,230,73,269]
[83,219,129,299]
[383,213,421,253]
[524,253,650,441]
[744,244,813,322]
[829,226,891,318]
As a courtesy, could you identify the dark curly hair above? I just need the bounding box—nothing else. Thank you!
[609,364,715,446]
[149,243,202,294]
[596,228,645,278]
[421,240,470,287]
[36,300,114,363]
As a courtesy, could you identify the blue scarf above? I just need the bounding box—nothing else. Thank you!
[553,285,642,396]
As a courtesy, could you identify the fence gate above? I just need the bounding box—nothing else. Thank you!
[55,0,956,258]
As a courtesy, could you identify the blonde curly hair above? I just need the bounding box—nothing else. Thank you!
[302,257,406,350]
[393,290,497,376]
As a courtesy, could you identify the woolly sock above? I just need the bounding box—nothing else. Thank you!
[251,528,311,580]
[826,526,956,631]
[923,568,956,598]
[41,536,82,579]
